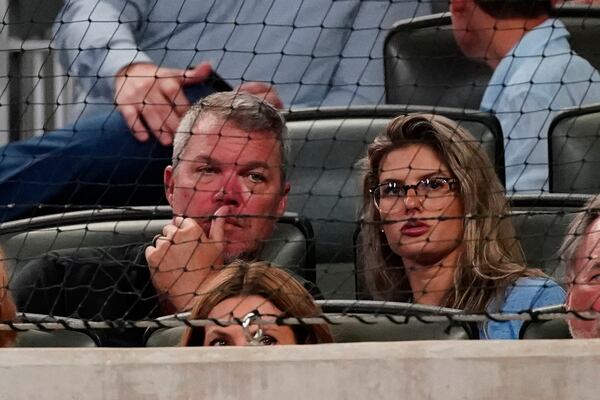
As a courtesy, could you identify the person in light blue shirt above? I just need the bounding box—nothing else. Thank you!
[358,113,565,340]
[482,277,565,339]
[0,0,430,221]
[451,0,600,193]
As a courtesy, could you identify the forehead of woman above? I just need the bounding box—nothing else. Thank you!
[207,295,284,320]
[379,144,452,182]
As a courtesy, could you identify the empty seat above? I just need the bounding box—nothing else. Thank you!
[549,103,600,193]
[284,106,503,298]
[384,7,600,109]
[510,193,592,278]
[384,13,492,109]
[0,207,316,283]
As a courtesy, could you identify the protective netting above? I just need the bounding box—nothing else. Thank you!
[0,0,599,347]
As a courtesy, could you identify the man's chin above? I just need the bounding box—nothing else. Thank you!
[221,243,262,265]
[568,319,600,339]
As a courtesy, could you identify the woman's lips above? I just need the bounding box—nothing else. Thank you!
[400,221,430,237]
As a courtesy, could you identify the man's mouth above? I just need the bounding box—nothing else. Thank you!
[223,217,243,228]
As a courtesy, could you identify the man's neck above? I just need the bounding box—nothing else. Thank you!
[485,16,549,69]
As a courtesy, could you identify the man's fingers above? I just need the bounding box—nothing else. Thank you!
[209,206,230,244]
[120,105,150,142]
[172,89,191,118]
[182,63,213,86]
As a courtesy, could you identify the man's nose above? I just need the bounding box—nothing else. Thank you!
[213,175,245,205]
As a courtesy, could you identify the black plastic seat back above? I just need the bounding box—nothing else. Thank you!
[384,8,600,109]
[549,103,600,193]
[519,305,572,339]
[0,207,316,283]
[319,300,477,341]
[509,194,591,277]
[13,313,99,347]
[384,13,492,109]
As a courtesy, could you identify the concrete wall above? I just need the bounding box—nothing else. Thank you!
[0,340,599,399]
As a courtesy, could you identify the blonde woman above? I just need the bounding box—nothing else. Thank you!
[359,113,564,339]
[181,261,333,346]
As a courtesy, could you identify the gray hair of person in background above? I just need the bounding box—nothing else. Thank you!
[560,195,600,282]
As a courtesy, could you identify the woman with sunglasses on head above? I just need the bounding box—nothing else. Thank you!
[180,260,333,346]
[358,113,565,339]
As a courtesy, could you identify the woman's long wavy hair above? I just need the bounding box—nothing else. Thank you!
[180,260,333,346]
[359,113,541,313]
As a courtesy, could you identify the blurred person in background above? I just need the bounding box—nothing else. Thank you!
[0,0,430,221]
[450,0,600,192]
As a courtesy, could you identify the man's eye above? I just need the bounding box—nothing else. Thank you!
[197,166,217,175]
[259,335,278,346]
[208,338,229,347]
[247,172,266,183]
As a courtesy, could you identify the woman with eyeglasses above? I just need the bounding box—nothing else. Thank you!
[358,113,564,339]
[180,260,333,346]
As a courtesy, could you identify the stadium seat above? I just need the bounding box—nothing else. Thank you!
[0,208,316,283]
[384,7,600,109]
[145,300,477,346]
[519,305,572,340]
[13,313,99,347]
[284,106,503,298]
[510,193,591,278]
[549,103,600,193]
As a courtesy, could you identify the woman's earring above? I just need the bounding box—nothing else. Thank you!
[380,228,385,233]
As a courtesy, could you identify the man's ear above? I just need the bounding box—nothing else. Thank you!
[276,182,291,217]
[164,165,175,206]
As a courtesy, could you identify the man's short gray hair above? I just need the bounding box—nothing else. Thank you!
[172,92,288,180]
[560,195,600,282]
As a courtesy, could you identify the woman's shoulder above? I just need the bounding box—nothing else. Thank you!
[499,276,566,313]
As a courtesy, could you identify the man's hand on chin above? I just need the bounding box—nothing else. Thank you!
[145,206,230,313]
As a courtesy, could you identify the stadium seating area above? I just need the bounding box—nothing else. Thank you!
[2,3,600,347]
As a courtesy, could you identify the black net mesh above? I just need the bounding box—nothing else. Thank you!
[0,0,599,347]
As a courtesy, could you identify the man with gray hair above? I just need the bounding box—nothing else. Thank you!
[12,92,292,346]
[561,195,600,338]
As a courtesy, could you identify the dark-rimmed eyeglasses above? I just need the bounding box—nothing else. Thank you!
[370,177,458,213]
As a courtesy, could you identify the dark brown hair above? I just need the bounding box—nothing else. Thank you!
[180,260,333,345]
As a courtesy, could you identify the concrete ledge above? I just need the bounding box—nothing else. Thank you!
[1,340,600,399]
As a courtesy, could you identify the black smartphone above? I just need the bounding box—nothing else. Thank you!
[182,70,232,103]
